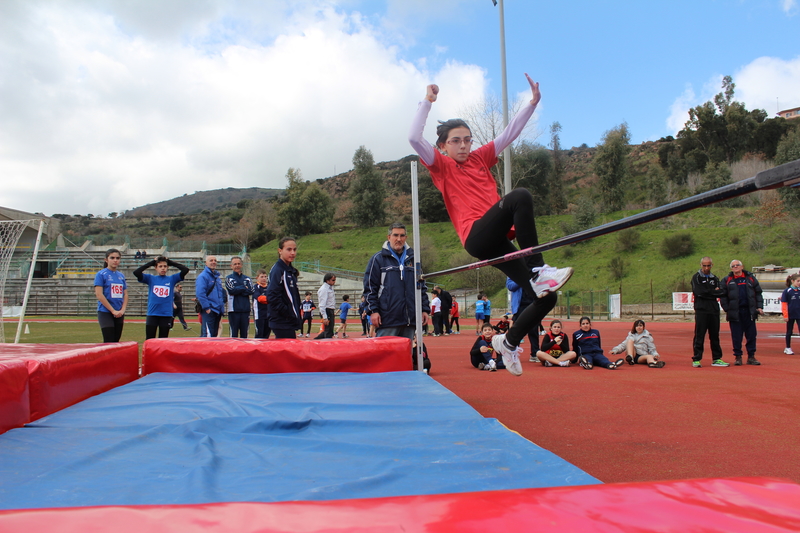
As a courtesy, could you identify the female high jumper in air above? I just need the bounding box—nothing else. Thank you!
[409,73,573,376]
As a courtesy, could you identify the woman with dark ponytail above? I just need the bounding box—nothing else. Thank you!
[94,248,128,342]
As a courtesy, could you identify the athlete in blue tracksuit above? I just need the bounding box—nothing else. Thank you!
[226,256,255,338]
[572,316,623,369]
[267,238,302,339]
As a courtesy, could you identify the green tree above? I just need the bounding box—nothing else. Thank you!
[680,76,765,167]
[417,166,449,223]
[513,142,552,214]
[348,146,387,227]
[646,167,669,207]
[593,123,630,212]
[775,127,800,210]
[548,122,568,213]
[700,162,743,207]
[277,168,334,236]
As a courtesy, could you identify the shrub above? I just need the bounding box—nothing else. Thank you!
[608,257,627,280]
[748,234,767,253]
[660,233,695,259]
[617,228,640,252]
[730,235,740,245]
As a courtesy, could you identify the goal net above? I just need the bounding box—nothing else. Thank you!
[0,220,32,342]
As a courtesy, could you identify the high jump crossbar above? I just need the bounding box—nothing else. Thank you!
[421,159,800,281]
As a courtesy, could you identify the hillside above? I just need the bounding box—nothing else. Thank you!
[125,187,283,217]
[249,206,800,305]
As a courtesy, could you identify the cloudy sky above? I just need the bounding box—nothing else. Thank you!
[1,0,798,216]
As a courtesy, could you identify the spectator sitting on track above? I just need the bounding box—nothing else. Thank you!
[535,319,577,367]
[610,319,665,368]
[573,316,624,370]
[493,313,510,334]
[470,323,505,371]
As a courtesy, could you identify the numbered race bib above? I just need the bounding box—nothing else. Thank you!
[110,283,124,299]
[153,286,171,298]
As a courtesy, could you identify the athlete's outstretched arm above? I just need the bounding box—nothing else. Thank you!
[408,84,440,166]
[494,73,541,156]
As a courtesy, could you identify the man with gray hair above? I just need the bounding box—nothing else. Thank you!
[720,259,764,366]
[364,223,430,340]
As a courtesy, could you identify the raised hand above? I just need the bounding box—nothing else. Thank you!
[524,73,541,107]
[426,84,439,103]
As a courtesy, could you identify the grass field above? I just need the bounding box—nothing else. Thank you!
[2,317,200,345]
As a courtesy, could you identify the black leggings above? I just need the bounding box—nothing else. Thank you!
[98,312,125,343]
[464,188,554,347]
[787,319,799,347]
[145,316,172,340]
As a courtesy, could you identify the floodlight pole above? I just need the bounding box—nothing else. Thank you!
[496,0,512,197]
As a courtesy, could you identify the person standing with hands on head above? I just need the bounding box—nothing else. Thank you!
[720,260,764,366]
[196,255,225,338]
[409,74,573,376]
[226,256,255,338]
[364,223,430,340]
[133,255,190,340]
[316,273,337,339]
[267,238,302,339]
[94,249,128,343]
[691,257,728,368]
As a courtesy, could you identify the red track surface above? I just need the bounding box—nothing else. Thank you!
[426,320,800,484]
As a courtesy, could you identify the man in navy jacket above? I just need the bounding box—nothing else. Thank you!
[226,256,255,338]
[364,223,430,340]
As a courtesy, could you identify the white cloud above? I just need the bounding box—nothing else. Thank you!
[782,0,797,15]
[666,56,800,136]
[735,56,800,115]
[0,1,488,215]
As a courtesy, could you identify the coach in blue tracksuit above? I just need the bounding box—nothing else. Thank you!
[363,223,430,340]
[226,256,255,338]
[196,255,225,337]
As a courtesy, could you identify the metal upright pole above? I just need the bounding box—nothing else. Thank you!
[498,0,512,197]
[411,162,425,372]
[15,220,45,343]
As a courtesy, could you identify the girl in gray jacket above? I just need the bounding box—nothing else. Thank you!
[610,320,665,368]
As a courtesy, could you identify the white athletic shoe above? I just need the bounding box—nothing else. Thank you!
[488,359,497,372]
[785,347,794,355]
[530,265,574,298]
[491,334,523,376]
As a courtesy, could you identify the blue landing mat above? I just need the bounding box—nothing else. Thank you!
[0,372,599,509]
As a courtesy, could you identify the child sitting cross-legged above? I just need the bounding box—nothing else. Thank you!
[535,319,577,367]
[470,322,505,371]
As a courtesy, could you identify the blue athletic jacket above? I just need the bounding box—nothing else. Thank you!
[225,271,255,314]
[364,242,430,328]
[195,266,224,315]
[267,259,302,330]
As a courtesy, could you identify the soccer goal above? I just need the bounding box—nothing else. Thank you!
[0,219,39,342]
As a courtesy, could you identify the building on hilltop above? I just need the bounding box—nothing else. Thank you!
[777,106,800,120]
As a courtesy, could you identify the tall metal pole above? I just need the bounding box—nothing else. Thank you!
[411,162,425,372]
[498,0,512,197]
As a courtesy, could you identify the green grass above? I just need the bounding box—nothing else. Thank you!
[3,318,199,345]
[249,206,800,305]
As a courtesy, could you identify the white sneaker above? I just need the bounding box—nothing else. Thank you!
[488,359,497,372]
[530,265,574,297]
[559,360,570,367]
[529,356,540,363]
[478,362,486,370]
[785,347,794,355]
[491,334,523,376]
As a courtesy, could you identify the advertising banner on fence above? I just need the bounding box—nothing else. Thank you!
[672,292,783,313]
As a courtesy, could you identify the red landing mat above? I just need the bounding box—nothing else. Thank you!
[0,477,798,532]
[0,342,139,430]
[142,337,412,375]
[0,358,30,434]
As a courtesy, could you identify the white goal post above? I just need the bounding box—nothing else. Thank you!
[0,219,36,343]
